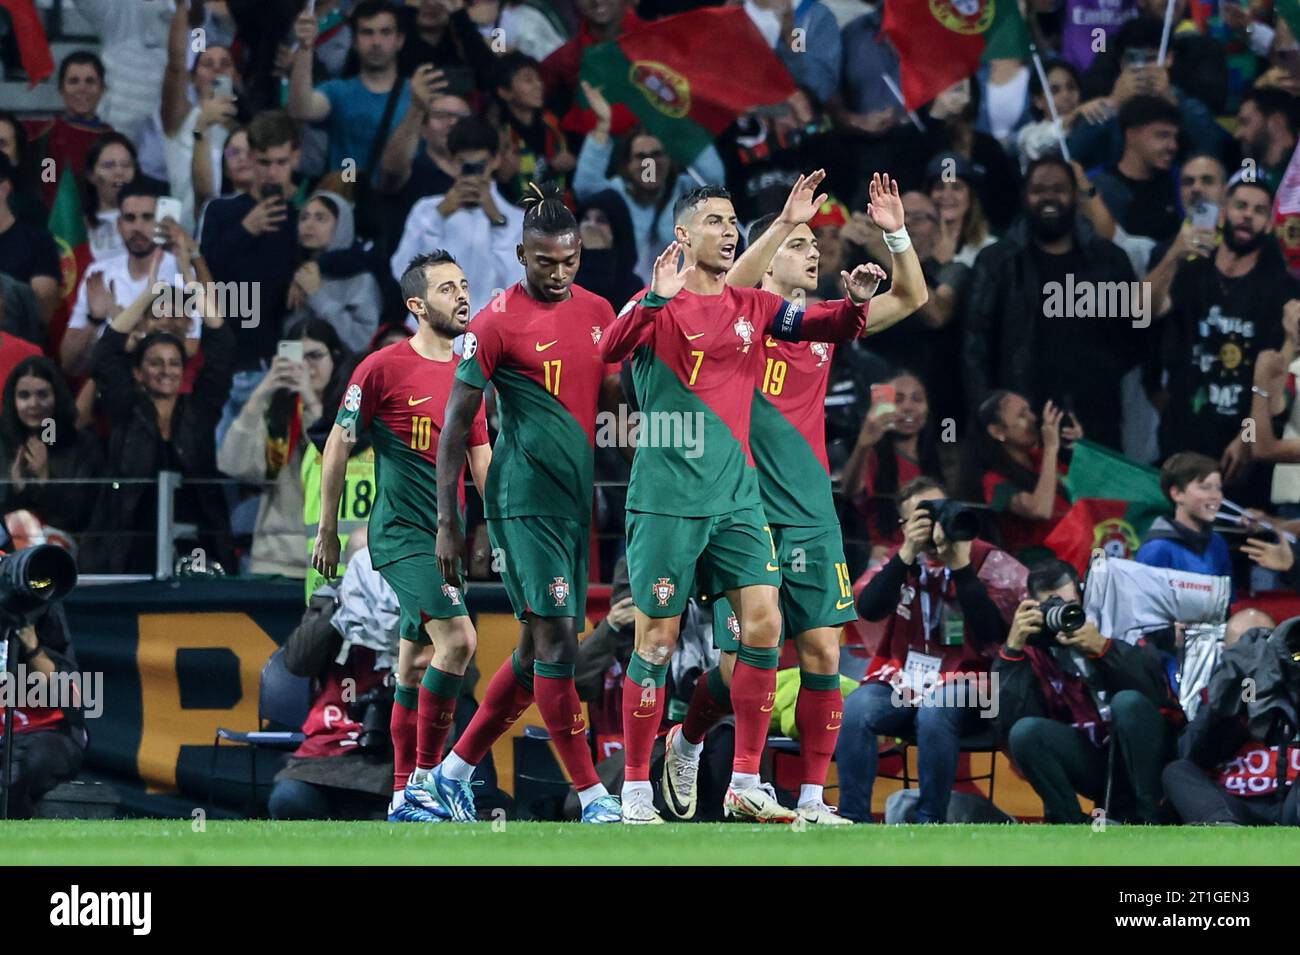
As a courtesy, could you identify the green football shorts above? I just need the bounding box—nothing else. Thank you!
[376,553,469,644]
[487,515,589,621]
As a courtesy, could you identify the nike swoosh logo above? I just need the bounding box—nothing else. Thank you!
[535,340,559,351]
[684,332,705,341]
[569,724,587,736]
[759,704,774,713]
[767,562,779,572]
[632,710,657,719]
[407,396,432,406]
[825,723,842,731]
[765,337,778,347]
[835,598,854,610]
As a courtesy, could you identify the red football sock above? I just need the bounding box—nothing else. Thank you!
[795,684,843,787]
[452,653,533,766]
[390,686,419,791]
[681,666,732,745]
[534,669,600,791]
[621,673,663,782]
[730,659,777,775]
[415,667,462,770]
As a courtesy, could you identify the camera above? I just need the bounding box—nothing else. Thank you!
[1030,596,1086,648]
[916,499,979,542]
[461,160,487,177]
[347,684,394,756]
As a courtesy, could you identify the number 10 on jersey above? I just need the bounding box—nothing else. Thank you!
[410,415,432,450]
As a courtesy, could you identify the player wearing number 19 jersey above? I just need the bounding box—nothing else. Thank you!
[312,251,491,823]
[664,173,929,824]
[434,183,623,823]
[599,179,882,823]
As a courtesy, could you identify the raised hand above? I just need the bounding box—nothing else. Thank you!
[778,169,829,227]
[86,271,117,321]
[866,172,904,233]
[580,80,613,131]
[650,241,695,299]
[842,262,887,304]
[1041,400,1063,454]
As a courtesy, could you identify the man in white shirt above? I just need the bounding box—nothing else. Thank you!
[60,181,192,376]
[390,116,523,317]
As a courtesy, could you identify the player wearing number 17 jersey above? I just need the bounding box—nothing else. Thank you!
[312,251,491,823]
[664,173,929,825]
[434,183,623,823]
[599,176,884,824]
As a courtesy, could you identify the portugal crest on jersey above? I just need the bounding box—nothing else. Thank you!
[811,342,829,366]
[726,613,740,637]
[929,0,993,34]
[591,325,603,344]
[733,316,754,351]
[653,577,676,607]
[548,576,570,606]
[442,583,462,606]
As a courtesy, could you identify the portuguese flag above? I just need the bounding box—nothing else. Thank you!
[0,0,54,87]
[46,170,91,357]
[578,7,795,166]
[884,0,1032,110]
[1045,440,1171,574]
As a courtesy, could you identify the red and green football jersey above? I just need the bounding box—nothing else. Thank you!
[749,324,866,527]
[600,286,866,517]
[455,282,616,523]
[336,339,489,568]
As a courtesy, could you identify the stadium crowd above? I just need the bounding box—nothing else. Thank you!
[1,0,1300,825]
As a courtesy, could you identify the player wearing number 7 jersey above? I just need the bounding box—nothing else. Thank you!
[434,182,624,824]
[664,173,928,825]
[599,175,883,824]
[312,251,491,824]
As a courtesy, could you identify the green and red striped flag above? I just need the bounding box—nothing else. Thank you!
[1045,440,1171,574]
[578,7,795,166]
[884,0,1032,110]
[47,169,90,305]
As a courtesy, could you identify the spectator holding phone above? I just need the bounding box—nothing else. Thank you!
[285,192,382,354]
[61,181,186,378]
[200,111,304,442]
[389,117,523,316]
[218,318,348,579]
[377,66,467,206]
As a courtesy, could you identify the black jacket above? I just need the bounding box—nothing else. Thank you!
[962,216,1139,449]
[0,432,104,536]
[994,634,1178,746]
[82,322,236,574]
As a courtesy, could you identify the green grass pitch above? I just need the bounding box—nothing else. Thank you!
[4,820,1299,866]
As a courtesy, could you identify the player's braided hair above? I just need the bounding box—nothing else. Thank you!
[521,180,577,237]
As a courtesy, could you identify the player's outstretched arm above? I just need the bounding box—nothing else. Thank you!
[727,170,828,288]
[436,378,485,587]
[600,242,691,363]
[311,423,356,580]
[858,172,928,335]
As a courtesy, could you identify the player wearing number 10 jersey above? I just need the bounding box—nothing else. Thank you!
[435,182,624,824]
[312,251,491,823]
[665,173,928,825]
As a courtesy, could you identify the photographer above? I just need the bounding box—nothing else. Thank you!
[268,528,488,821]
[389,117,524,317]
[0,600,85,819]
[997,559,1184,825]
[835,476,1020,823]
[1162,619,1300,826]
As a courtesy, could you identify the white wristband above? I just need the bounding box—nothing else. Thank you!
[883,227,911,254]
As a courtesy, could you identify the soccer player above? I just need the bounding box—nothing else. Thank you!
[312,251,491,823]
[599,175,883,824]
[434,182,624,824]
[662,173,927,824]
